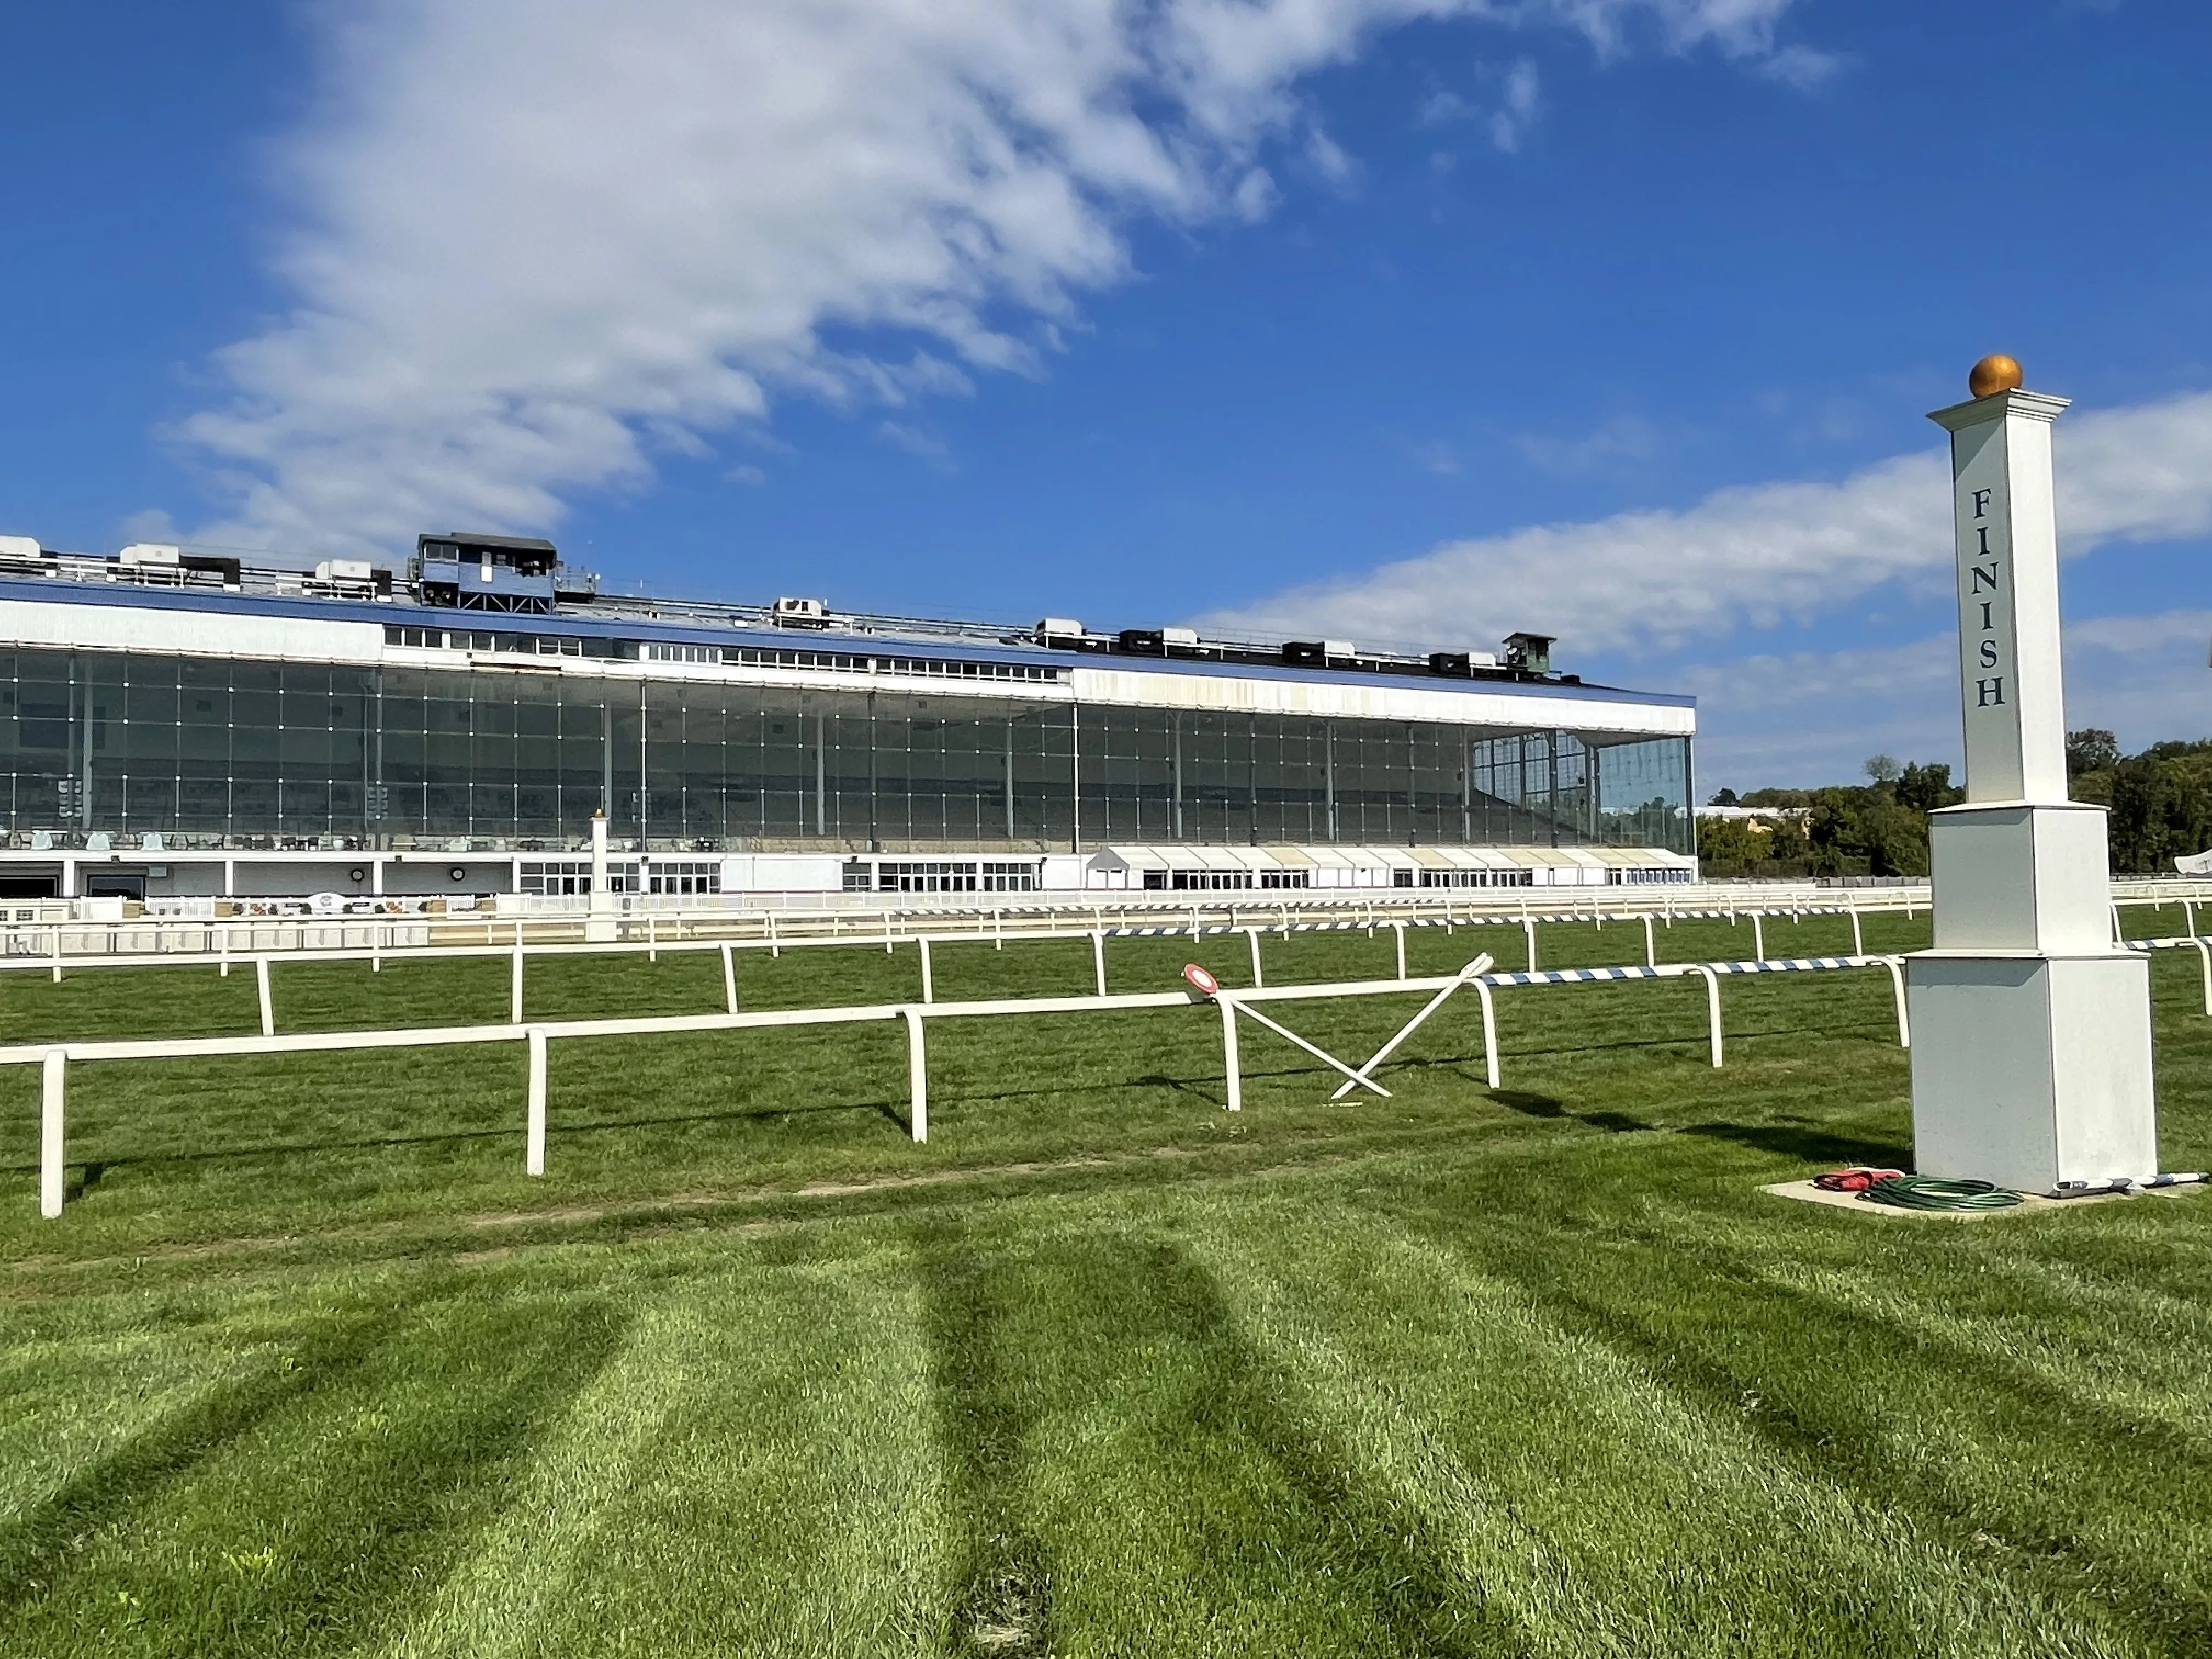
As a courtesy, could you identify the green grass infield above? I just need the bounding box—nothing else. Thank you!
[2,905,2210,1656]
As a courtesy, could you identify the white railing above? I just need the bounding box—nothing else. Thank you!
[0,881,1965,968]
[12,945,1928,1219]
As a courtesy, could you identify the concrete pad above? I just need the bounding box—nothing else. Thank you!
[1762,1177,2205,1222]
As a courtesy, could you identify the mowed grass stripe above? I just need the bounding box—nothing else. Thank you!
[1196,1195,2114,1658]
[375,1251,951,1659]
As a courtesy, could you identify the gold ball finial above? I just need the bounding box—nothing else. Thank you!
[1968,354,2023,398]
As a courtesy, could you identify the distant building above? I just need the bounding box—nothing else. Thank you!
[0,531,1696,900]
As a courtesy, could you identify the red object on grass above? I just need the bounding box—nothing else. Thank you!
[1182,963,1221,997]
[1813,1167,1906,1193]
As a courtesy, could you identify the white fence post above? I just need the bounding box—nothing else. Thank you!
[1880,957,1910,1048]
[40,1049,65,1218]
[1091,930,1107,996]
[919,935,935,1005]
[256,956,274,1037]
[1521,917,1537,973]
[2192,939,2212,1017]
[1219,997,1242,1113]
[1694,965,1723,1068]
[50,926,62,984]
[1642,913,1656,968]
[1246,928,1264,989]
[526,1027,548,1176]
[904,1008,928,1142]
[510,942,525,1024]
[720,941,738,1014]
[768,912,781,958]
[1850,907,1864,957]
[1752,912,1765,962]
[1392,922,1407,981]
[1471,978,1500,1088]
[648,915,658,962]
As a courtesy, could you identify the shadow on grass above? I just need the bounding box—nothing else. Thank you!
[910,1226,1533,1657]
[1487,1090,1657,1137]
[1678,1121,1909,1169]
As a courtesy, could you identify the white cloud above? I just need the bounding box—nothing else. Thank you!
[180,0,1814,558]
[1204,387,2212,656]
[1680,610,2212,792]
[1489,58,1542,151]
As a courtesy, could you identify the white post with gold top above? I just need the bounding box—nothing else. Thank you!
[1907,356,2157,1192]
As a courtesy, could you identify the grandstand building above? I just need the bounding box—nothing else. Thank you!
[0,531,1695,902]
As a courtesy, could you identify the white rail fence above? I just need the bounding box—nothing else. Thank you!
[0,895,1942,999]
[12,948,1923,1218]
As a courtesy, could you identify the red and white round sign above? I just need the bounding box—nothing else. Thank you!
[1182,963,1221,996]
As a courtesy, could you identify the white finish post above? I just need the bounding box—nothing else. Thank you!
[2191,939,2212,1016]
[371,925,381,973]
[219,925,230,978]
[721,941,738,1013]
[1911,375,2158,1191]
[769,912,781,958]
[1521,917,1537,972]
[904,1008,928,1142]
[648,915,658,962]
[1694,965,1723,1068]
[40,1049,65,1218]
[1218,997,1242,1112]
[1642,913,1656,968]
[1850,907,1864,957]
[255,956,274,1037]
[526,1027,548,1176]
[994,909,1004,951]
[919,935,935,1005]
[2186,899,2196,938]
[1246,928,1263,989]
[1752,912,1765,961]
[49,926,61,984]
[1392,922,1407,981]
[510,942,524,1024]
[1091,930,1107,996]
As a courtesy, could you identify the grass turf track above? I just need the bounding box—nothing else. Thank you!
[0,904,2209,1655]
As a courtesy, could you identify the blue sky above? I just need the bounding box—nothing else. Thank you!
[3,0,2209,790]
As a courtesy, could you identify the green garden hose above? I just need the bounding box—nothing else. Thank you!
[1860,1175,2023,1212]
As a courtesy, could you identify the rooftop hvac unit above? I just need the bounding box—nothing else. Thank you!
[772,595,829,628]
[1118,628,1166,655]
[316,558,375,582]
[1036,617,1085,646]
[1502,631,1555,673]
[118,542,182,566]
[0,534,43,562]
[1427,649,1503,678]
[1161,626,1199,648]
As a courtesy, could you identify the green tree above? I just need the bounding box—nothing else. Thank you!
[1895,762,1961,815]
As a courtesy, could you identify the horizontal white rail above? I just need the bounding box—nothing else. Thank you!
[18,947,1925,1219]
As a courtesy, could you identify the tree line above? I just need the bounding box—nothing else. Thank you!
[1699,730,2212,877]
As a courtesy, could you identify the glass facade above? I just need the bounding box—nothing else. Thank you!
[0,647,1692,854]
